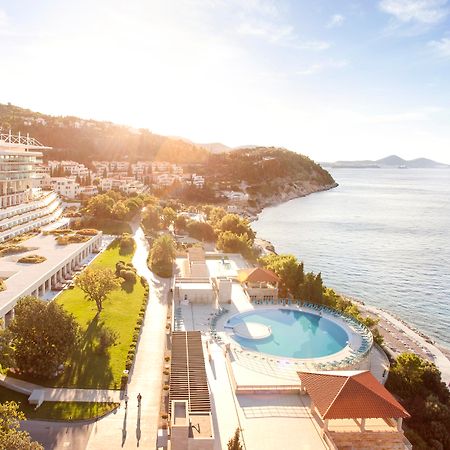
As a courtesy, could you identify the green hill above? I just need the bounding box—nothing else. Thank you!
[206,147,333,185]
[0,104,335,202]
[0,103,209,164]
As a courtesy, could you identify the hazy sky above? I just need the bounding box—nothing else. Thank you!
[1,0,450,163]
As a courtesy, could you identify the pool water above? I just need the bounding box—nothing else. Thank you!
[227,309,349,359]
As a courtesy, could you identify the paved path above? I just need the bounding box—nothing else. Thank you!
[85,224,170,449]
[0,376,121,403]
[23,225,170,449]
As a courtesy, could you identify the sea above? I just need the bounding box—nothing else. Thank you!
[252,168,450,349]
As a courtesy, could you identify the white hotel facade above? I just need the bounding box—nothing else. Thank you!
[0,132,102,325]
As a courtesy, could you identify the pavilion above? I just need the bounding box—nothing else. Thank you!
[237,267,280,301]
[298,370,412,450]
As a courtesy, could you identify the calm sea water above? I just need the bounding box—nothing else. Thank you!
[253,169,450,348]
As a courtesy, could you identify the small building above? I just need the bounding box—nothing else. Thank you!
[237,267,280,301]
[80,185,99,198]
[169,331,214,450]
[47,177,80,199]
[187,247,208,278]
[298,370,412,450]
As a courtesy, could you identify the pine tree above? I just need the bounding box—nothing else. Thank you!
[227,428,243,450]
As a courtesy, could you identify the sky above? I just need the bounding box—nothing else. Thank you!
[1,0,450,163]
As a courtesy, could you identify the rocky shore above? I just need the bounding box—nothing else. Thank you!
[245,181,338,221]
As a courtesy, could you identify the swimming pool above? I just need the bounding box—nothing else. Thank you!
[226,308,349,359]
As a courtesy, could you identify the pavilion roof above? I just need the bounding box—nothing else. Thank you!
[237,267,280,284]
[298,371,410,420]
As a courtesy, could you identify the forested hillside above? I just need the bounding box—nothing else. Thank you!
[0,103,209,164]
[0,104,335,201]
[205,147,334,192]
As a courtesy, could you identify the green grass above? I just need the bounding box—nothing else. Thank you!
[85,218,132,235]
[0,386,118,420]
[13,240,146,390]
[51,239,145,389]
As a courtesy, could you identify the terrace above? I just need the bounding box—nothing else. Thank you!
[0,231,102,321]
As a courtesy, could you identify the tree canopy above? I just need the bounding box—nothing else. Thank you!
[148,234,175,278]
[0,401,43,449]
[142,205,162,232]
[75,268,121,312]
[7,296,79,379]
[259,254,304,297]
[187,221,216,242]
[217,214,255,242]
[216,231,254,258]
[386,353,450,450]
[227,428,243,450]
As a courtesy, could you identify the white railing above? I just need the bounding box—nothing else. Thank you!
[0,131,51,149]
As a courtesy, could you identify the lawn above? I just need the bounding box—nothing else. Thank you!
[48,239,146,389]
[84,218,131,235]
[0,386,118,420]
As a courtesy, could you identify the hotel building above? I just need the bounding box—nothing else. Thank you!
[0,131,102,325]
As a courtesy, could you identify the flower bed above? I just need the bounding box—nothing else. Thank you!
[121,276,149,389]
[17,254,47,264]
[0,245,33,257]
[56,234,91,245]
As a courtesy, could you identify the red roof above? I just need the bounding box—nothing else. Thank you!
[298,371,410,420]
[237,267,280,284]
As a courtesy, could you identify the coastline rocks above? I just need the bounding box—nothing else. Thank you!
[249,181,338,218]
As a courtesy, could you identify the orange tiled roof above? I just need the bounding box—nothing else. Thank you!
[237,267,280,284]
[298,371,410,420]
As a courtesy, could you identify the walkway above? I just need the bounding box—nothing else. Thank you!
[0,374,121,402]
[22,224,170,449]
[85,224,170,449]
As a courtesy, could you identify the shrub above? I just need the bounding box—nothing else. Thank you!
[76,228,99,236]
[116,261,136,275]
[49,229,73,235]
[186,221,216,242]
[0,245,32,257]
[119,269,137,284]
[163,384,169,390]
[119,233,135,254]
[17,254,46,264]
[56,234,90,245]
[120,374,128,389]
[96,326,119,354]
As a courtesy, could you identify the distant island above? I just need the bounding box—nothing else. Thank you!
[321,154,449,169]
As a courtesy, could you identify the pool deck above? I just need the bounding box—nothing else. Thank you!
[176,282,386,382]
[206,336,328,450]
[174,280,389,449]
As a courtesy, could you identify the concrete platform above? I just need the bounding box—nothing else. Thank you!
[233,322,271,340]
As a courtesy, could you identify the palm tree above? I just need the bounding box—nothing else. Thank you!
[149,234,175,277]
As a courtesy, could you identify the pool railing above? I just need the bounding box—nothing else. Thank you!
[246,298,374,364]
